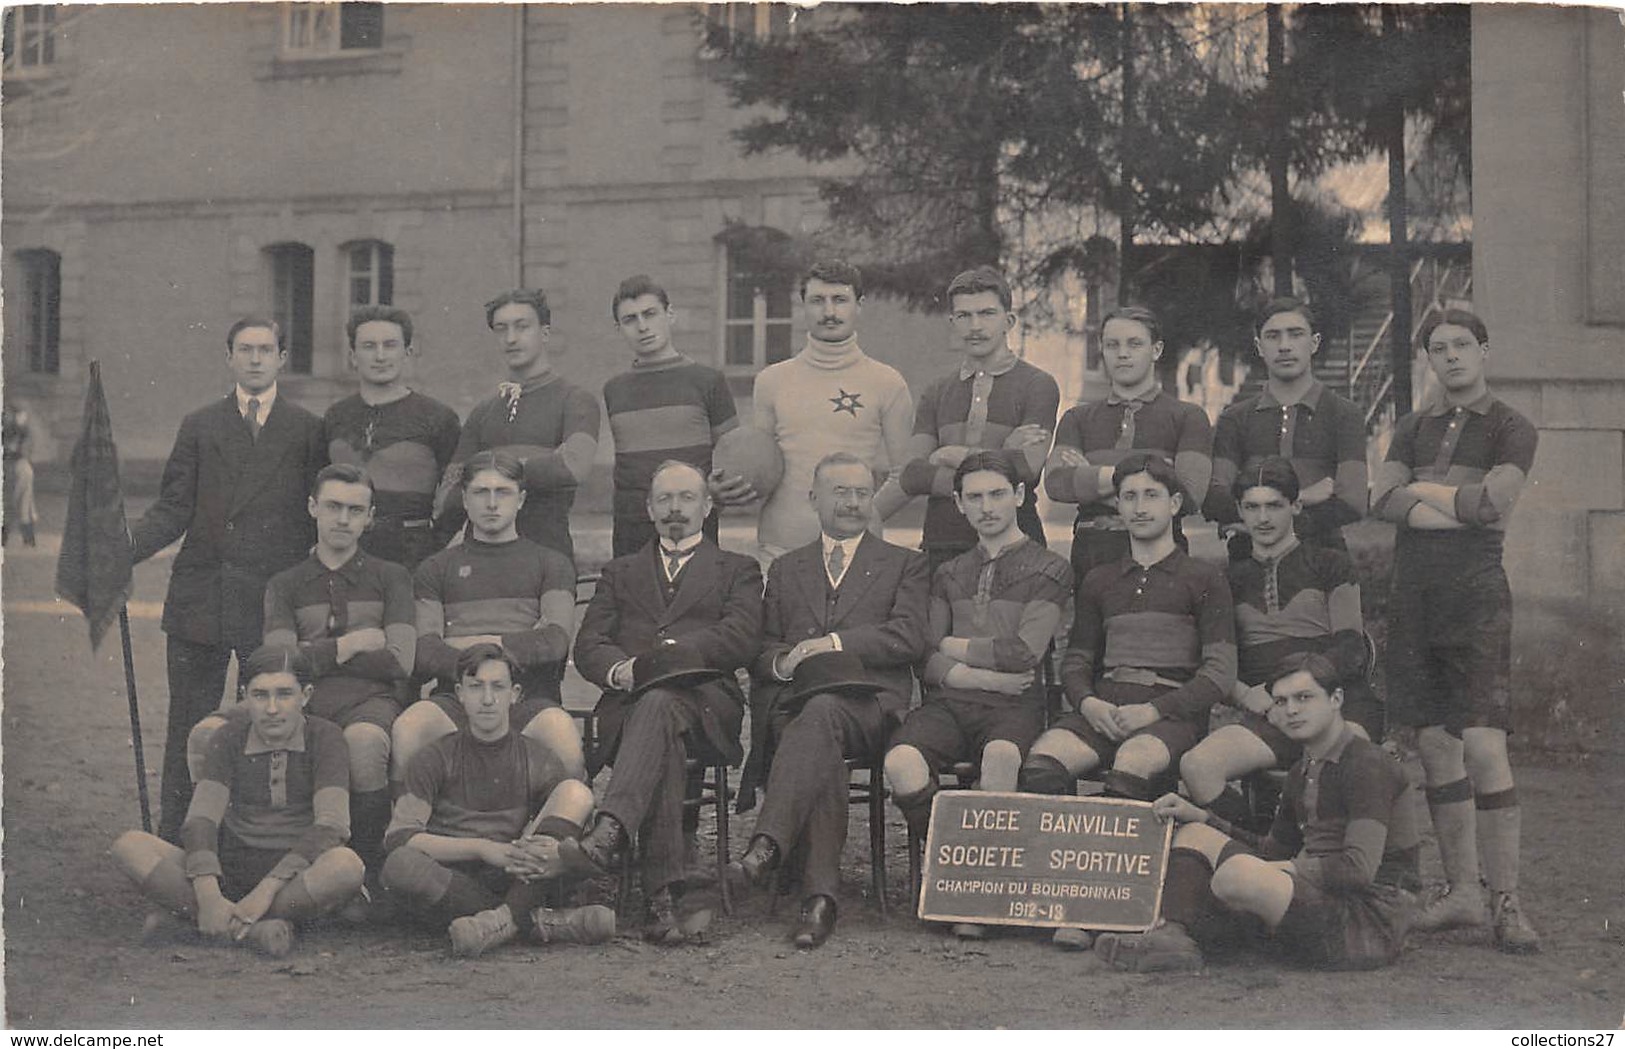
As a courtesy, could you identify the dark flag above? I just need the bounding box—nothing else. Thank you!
[54,360,133,649]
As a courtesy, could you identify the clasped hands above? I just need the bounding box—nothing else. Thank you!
[1077,696,1160,742]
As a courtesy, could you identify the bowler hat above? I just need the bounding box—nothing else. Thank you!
[630,640,726,697]
[786,650,886,707]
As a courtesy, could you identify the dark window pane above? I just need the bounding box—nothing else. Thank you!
[268,243,315,374]
[726,274,755,320]
[340,2,383,50]
[20,249,60,374]
[725,325,755,367]
[349,244,370,273]
[3,11,15,66]
[763,280,792,320]
[351,278,370,305]
[765,321,792,364]
[376,243,393,304]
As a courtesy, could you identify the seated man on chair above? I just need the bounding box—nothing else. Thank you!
[1179,456,1379,828]
[563,460,763,944]
[1096,653,1418,973]
[733,451,931,948]
[112,645,364,958]
[392,449,585,786]
[1019,452,1235,804]
[884,451,1071,937]
[379,643,612,958]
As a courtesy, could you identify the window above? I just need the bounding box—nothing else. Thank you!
[281,2,383,55]
[14,249,60,374]
[722,248,794,371]
[267,243,315,375]
[344,240,394,308]
[3,6,57,76]
[708,3,794,45]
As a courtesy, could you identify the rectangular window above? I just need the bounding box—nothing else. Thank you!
[346,241,394,307]
[281,2,382,55]
[708,3,795,44]
[16,249,60,374]
[268,244,315,375]
[3,6,57,76]
[722,249,794,371]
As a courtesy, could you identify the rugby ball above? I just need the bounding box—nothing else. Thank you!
[712,426,785,499]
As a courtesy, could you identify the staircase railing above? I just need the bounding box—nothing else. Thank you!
[1347,252,1473,430]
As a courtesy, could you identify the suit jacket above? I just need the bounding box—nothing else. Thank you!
[130,393,326,649]
[739,533,930,804]
[573,539,763,775]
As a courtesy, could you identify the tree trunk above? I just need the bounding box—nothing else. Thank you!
[1267,4,1293,296]
[1383,6,1413,414]
[1118,2,1136,306]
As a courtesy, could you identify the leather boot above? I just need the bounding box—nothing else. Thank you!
[730,834,780,893]
[556,813,627,878]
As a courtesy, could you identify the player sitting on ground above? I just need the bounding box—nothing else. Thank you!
[392,450,586,786]
[380,643,612,957]
[1178,456,1378,828]
[111,645,365,958]
[1095,652,1418,973]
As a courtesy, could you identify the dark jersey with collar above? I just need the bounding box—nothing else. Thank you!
[1372,395,1537,558]
[1049,389,1212,528]
[323,391,461,530]
[1227,541,1365,687]
[603,355,737,525]
[384,729,569,851]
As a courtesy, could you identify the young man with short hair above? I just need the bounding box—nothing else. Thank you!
[734,451,931,948]
[1045,306,1212,586]
[112,645,365,958]
[393,450,585,784]
[602,274,746,557]
[751,259,914,563]
[236,463,416,880]
[898,266,1060,576]
[380,643,611,957]
[1205,298,1367,556]
[885,451,1071,940]
[1096,653,1418,973]
[324,305,461,571]
[1371,308,1540,953]
[1179,457,1381,828]
[130,317,328,842]
[1020,452,1235,806]
[441,289,600,563]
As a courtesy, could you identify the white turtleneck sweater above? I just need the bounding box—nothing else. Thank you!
[751,336,914,552]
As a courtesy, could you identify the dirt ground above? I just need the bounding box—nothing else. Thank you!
[3,505,1622,1029]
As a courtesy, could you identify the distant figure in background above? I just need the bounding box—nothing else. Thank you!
[323,306,461,571]
[3,399,38,546]
[129,317,327,843]
[602,274,750,557]
[897,266,1060,576]
[1205,298,1367,558]
[751,259,913,565]
[439,289,599,564]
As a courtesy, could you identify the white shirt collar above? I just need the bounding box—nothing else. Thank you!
[659,531,705,557]
[235,384,277,425]
[820,531,863,587]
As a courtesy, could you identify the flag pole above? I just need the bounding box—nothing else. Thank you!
[117,604,153,833]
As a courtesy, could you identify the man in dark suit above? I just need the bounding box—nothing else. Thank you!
[130,317,327,842]
[732,451,929,948]
[564,460,762,943]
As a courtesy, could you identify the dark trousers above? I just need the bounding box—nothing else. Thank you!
[159,635,238,842]
[754,692,891,901]
[599,687,720,894]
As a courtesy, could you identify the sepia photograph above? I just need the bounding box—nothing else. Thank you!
[1,0,1622,1031]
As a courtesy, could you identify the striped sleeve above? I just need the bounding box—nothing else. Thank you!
[412,555,461,686]
[500,547,576,671]
[1173,403,1213,511]
[1203,407,1243,524]
[384,745,447,853]
[921,566,959,688]
[1044,405,1092,505]
[1060,571,1106,704]
[1148,565,1235,721]
[1297,751,1402,892]
[706,369,740,441]
[1371,415,1421,524]
[1455,410,1538,526]
[180,725,239,879]
[1327,398,1369,526]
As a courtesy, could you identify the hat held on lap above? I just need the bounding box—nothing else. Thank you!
[787,651,886,707]
[631,640,726,697]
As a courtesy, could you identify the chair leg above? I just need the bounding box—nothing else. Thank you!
[869,768,888,916]
[713,763,733,917]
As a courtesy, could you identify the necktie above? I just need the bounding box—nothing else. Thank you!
[664,547,686,582]
[245,398,262,441]
[1114,400,1140,450]
[827,542,846,587]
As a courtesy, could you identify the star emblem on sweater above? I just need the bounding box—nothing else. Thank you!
[829,389,864,416]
